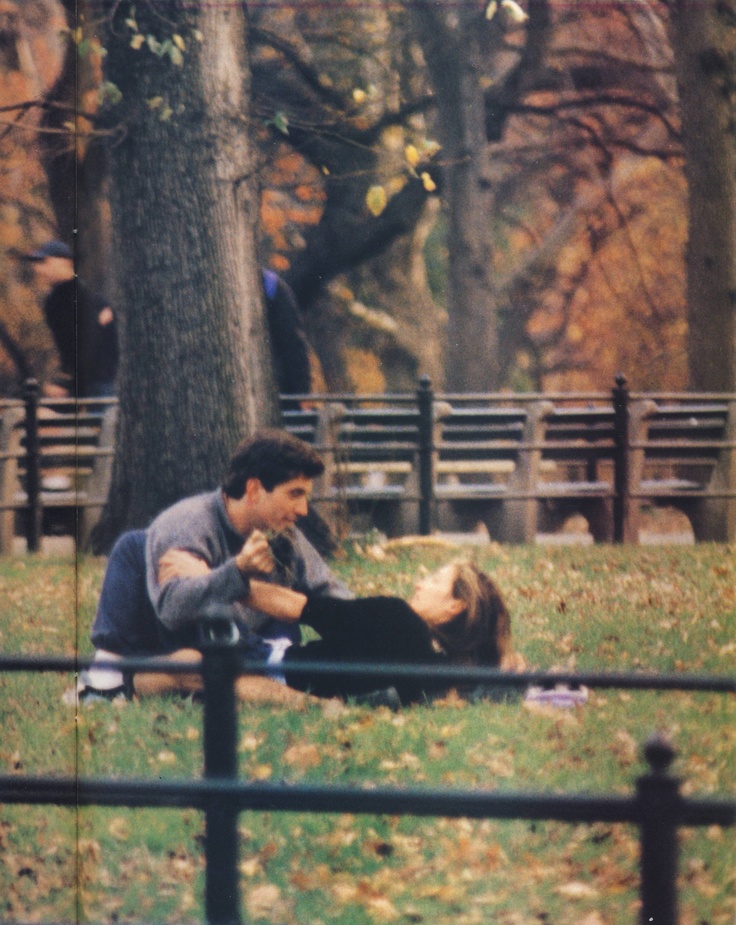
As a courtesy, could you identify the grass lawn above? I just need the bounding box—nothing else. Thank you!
[0,539,734,924]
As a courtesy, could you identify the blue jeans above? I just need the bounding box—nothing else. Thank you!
[90,530,194,656]
[90,530,299,659]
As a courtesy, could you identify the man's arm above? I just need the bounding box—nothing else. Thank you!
[150,529,273,633]
[159,546,308,621]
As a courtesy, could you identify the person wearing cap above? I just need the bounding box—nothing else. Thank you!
[25,240,119,398]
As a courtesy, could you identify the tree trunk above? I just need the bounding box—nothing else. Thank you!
[94,0,276,551]
[413,4,501,391]
[670,0,736,391]
[40,0,112,295]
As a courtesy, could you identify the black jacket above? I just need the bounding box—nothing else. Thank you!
[284,595,448,703]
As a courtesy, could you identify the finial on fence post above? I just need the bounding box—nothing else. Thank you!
[643,731,676,776]
[22,377,41,552]
[417,376,434,536]
[612,373,630,544]
[637,731,680,925]
[200,604,243,925]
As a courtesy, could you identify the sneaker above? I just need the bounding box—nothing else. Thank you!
[62,680,129,706]
[524,684,589,709]
[352,686,402,711]
[79,684,128,704]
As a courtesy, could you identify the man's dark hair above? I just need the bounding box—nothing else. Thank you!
[222,428,325,498]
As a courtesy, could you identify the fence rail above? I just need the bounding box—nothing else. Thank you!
[1,635,734,925]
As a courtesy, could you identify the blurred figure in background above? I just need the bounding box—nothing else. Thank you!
[24,240,118,398]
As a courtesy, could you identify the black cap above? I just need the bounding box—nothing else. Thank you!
[23,240,73,261]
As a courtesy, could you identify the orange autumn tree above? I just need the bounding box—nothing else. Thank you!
[0,0,69,394]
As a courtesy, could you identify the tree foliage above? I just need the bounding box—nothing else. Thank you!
[1,0,734,405]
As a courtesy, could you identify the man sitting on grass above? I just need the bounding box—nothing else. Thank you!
[71,429,351,707]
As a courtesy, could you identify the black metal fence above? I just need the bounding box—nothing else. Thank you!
[1,631,734,925]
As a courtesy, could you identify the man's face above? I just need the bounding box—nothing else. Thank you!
[249,475,312,533]
[33,256,74,288]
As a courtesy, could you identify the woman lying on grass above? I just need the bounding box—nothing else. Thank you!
[156,533,524,707]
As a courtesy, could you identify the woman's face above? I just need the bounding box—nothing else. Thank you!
[408,564,464,627]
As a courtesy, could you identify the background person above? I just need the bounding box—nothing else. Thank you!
[23,240,118,398]
[262,268,311,399]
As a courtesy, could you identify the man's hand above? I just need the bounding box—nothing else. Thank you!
[235,529,275,576]
[158,548,210,585]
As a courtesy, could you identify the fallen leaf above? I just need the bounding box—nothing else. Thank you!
[283,743,322,769]
[246,883,292,922]
[555,881,600,900]
[107,817,130,841]
[575,914,607,925]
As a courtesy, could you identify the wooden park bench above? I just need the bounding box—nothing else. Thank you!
[624,395,736,542]
[1,378,732,551]
[432,400,546,541]
[302,400,427,536]
[0,397,118,553]
[289,395,618,542]
[432,398,618,542]
[531,403,618,542]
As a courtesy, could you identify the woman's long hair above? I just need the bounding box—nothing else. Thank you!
[430,562,511,667]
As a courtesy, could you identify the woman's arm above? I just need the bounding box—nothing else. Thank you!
[247,580,307,621]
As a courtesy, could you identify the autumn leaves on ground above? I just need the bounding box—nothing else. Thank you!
[1,541,734,924]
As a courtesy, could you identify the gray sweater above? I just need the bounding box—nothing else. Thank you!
[146,490,351,637]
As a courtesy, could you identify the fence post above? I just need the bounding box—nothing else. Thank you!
[637,733,680,925]
[201,606,242,925]
[612,373,630,544]
[417,375,435,535]
[22,378,41,552]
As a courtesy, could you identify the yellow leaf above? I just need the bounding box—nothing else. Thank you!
[239,857,262,877]
[366,185,388,217]
[173,34,186,51]
[130,34,145,50]
[353,88,367,103]
[501,0,529,23]
[251,763,273,780]
[421,171,437,192]
[485,0,498,19]
[404,144,420,167]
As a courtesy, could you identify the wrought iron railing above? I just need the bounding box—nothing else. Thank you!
[1,630,733,925]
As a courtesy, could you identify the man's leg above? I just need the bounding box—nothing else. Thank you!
[90,529,156,655]
[132,650,312,706]
[77,529,158,700]
[132,648,203,697]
